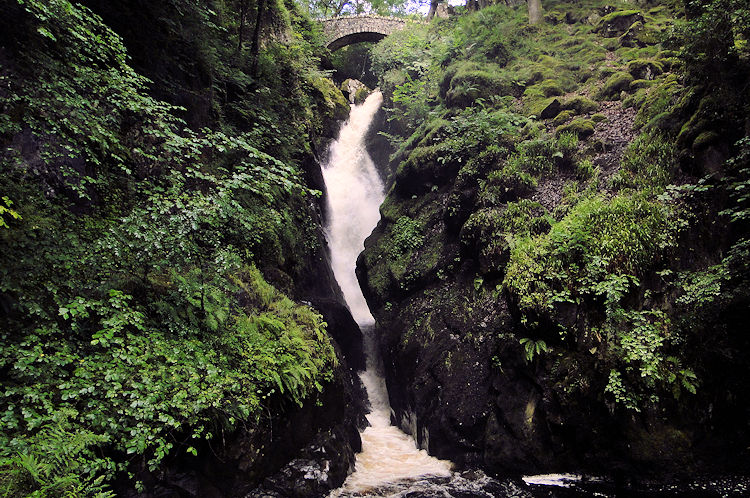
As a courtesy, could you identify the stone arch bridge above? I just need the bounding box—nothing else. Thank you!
[320,15,422,51]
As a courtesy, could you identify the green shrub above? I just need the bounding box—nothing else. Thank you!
[504,194,675,316]
[610,131,677,192]
[390,217,425,257]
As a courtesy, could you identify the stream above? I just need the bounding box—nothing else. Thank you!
[321,91,455,496]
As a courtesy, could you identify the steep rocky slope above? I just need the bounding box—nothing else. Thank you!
[358,0,750,478]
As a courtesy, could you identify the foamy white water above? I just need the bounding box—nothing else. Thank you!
[323,92,452,496]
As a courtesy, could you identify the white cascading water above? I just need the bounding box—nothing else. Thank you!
[323,91,452,496]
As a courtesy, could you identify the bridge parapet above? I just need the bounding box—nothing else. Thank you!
[320,15,425,51]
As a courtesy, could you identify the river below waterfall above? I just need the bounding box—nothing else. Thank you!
[318,92,750,498]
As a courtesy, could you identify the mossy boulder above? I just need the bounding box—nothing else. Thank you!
[523,79,565,98]
[562,95,599,114]
[658,56,682,72]
[619,20,661,47]
[552,110,575,126]
[310,76,349,139]
[526,97,563,119]
[354,86,370,104]
[591,113,608,123]
[595,10,644,37]
[623,87,650,109]
[460,208,512,275]
[597,72,634,100]
[340,78,371,104]
[441,61,506,108]
[630,79,655,90]
[676,95,727,151]
[627,59,664,80]
[692,131,720,151]
[393,144,462,196]
[556,118,595,138]
[633,73,690,131]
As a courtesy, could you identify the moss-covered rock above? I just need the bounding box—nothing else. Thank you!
[591,113,608,123]
[393,144,462,196]
[692,131,720,151]
[524,79,565,98]
[619,20,662,47]
[595,10,644,37]
[556,118,595,138]
[311,76,350,141]
[442,61,507,108]
[623,87,650,109]
[634,73,689,131]
[630,79,655,90]
[597,71,634,100]
[658,56,682,72]
[552,110,576,126]
[627,59,664,80]
[526,97,563,119]
[562,95,599,114]
[353,86,369,104]
[676,96,725,150]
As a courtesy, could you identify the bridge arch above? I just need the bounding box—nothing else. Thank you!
[320,15,417,51]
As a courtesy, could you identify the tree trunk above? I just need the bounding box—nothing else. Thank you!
[238,0,249,54]
[528,0,543,25]
[250,0,265,77]
[427,0,439,20]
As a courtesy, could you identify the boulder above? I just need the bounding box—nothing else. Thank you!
[595,10,644,37]
[340,78,370,105]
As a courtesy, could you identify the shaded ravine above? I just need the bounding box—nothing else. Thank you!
[321,91,453,496]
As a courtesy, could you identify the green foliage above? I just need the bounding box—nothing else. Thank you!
[519,337,549,363]
[0,197,21,229]
[390,217,425,256]
[0,0,342,493]
[0,413,114,497]
[611,131,677,193]
[602,307,699,411]
[504,195,676,316]
[675,0,750,89]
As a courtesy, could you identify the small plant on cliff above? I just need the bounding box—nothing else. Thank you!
[390,216,425,256]
[519,337,548,363]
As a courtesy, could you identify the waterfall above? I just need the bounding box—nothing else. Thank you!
[323,91,452,496]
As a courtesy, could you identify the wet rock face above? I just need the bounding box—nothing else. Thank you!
[369,277,562,476]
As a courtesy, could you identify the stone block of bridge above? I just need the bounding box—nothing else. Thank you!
[320,15,420,51]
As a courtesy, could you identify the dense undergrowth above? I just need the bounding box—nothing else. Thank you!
[362,0,750,470]
[0,0,349,495]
